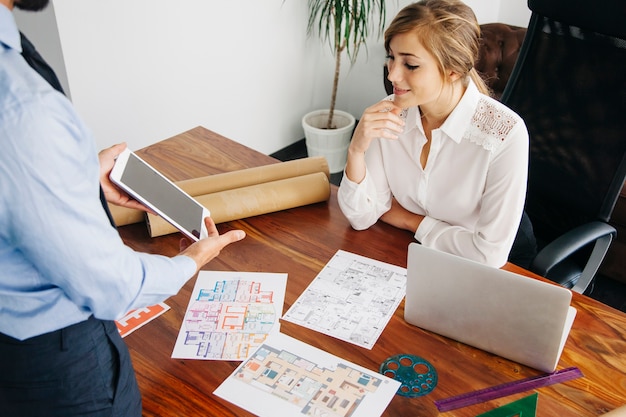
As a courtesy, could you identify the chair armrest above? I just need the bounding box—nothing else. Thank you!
[531,221,617,293]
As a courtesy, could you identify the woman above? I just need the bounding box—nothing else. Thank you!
[338,0,531,268]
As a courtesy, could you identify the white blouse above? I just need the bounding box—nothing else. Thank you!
[338,80,529,267]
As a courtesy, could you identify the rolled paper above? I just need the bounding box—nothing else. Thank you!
[175,156,329,196]
[146,171,330,237]
[110,156,330,226]
[109,204,145,226]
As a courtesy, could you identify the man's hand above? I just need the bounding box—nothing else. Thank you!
[179,217,246,270]
[98,143,154,212]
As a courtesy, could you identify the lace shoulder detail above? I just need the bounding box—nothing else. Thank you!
[464,98,518,153]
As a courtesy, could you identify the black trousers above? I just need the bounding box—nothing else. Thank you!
[0,316,141,417]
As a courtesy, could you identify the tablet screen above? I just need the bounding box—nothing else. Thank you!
[119,152,205,239]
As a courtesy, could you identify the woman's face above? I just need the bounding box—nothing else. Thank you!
[386,31,448,109]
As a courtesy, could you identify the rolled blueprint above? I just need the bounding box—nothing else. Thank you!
[109,204,145,226]
[109,156,329,227]
[175,156,329,196]
[146,171,330,237]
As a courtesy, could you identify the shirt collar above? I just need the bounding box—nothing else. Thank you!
[440,78,481,143]
[0,4,21,53]
[400,77,481,144]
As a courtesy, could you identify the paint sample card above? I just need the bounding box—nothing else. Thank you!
[116,303,170,338]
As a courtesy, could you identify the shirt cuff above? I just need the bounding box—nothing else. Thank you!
[340,170,364,189]
[415,215,437,243]
[176,255,198,277]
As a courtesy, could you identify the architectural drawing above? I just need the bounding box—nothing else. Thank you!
[214,333,400,417]
[238,344,381,416]
[172,271,287,360]
[283,250,406,349]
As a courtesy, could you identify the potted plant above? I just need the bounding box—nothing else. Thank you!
[302,0,387,173]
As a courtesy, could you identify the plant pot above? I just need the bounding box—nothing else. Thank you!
[302,109,355,174]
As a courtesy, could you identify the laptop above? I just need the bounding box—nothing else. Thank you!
[404,243,577,372]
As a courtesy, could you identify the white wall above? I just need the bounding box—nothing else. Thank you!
[496,0,534,27]
[15,0,530,155]
[13,2,69,95]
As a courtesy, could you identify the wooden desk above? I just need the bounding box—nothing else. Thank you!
[120,126,626,417]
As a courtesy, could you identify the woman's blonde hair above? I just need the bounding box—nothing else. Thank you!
[384,0,490,96]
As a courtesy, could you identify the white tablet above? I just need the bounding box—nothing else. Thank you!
[110,148,209,241]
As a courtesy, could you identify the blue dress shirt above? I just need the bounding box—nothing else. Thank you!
[0,6,197,340]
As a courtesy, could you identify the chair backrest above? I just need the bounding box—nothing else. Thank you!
[500,0,626,243]
[475,23,526,99]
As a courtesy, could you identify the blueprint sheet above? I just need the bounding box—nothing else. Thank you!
[282,250,407,349]
[214,332,401,417]
[171,271,287,361]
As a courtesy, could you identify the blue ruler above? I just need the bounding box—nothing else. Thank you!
[434,366,583,412]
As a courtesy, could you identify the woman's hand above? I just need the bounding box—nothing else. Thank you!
[98,143,155,213]
[351,100,405,153]
[345,100,405,184]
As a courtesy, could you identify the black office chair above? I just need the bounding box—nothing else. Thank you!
[502,0,626,293]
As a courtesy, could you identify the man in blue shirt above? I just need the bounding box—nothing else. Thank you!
[0,1,246,415]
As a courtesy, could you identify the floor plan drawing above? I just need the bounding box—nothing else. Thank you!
[282,250,407,349]
[214,333,400,417]
[171,271,287,360]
